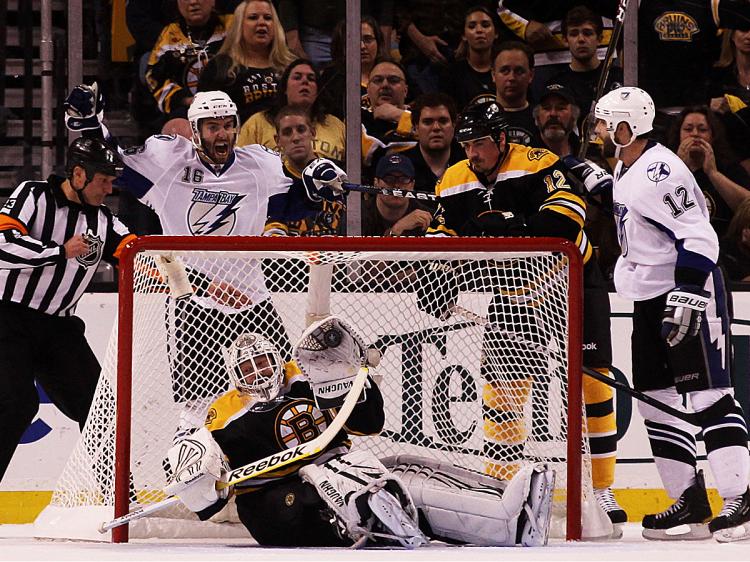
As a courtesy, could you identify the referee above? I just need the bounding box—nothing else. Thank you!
[0,137,136,483]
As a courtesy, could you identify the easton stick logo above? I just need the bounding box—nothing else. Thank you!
[227,444,306,482]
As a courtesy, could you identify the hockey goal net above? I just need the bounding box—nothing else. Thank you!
[35,236,609,542]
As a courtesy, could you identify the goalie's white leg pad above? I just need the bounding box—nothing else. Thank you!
[386,455,554,546]
[367,489,427,549]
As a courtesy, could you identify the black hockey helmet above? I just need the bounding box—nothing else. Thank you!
[455,101,508,144]
[66,137,123,180]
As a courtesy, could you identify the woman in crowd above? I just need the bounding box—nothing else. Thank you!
[318,16,389,120]
[721,198,750,282]
[667,105,750,240]
[440,5,499,112]
[237,58,345,162]
[198,0,296,124]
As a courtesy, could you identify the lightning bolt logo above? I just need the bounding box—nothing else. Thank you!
[188,190,245,235]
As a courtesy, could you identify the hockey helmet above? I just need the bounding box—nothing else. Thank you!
[66,137,123,180]
[455,101,508,144]
[594,86,655,148]
[225,332,283,402]
[187,91,239,151]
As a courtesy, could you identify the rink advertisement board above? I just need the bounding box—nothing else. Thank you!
[2,291,749,523]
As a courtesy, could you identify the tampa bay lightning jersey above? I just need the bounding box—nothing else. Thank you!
[612,142,718,300]
[115,134,292,310]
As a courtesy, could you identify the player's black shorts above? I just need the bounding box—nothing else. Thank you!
[583,260,612,369]
[630,267,732,394]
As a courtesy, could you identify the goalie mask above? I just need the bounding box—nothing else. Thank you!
[225,333,283,402]
[594,86,654,148]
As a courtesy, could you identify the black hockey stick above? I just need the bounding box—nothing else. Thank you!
[577,0,630,159]
[450,306,735,426]
[342,181,438,201]
[582,365,734,426]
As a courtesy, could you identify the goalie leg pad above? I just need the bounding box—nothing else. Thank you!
[386,455,554,546]
[299,450,424,547]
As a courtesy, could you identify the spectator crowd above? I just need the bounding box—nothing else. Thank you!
[114,0,750,283]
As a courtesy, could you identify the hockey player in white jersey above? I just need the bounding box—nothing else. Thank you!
[63,84,296,437]
[594,87,750,542]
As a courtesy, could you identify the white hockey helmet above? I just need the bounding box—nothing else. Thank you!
[187,90,239,151]
[225,333,283,402]
[594,86,655,148]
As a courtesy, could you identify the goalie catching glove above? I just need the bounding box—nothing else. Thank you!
[302,158,347,202]
[164,427,231,513]
[64,82,105,132]
[661,285,710,347]
[293,315,369,410]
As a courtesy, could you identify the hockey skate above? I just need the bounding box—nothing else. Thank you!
[641,471,712,540]
[709,488,750,543]
[594,487,627,539]
[517,465,556,546]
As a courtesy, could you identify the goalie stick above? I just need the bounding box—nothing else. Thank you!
[99,365,371,533]
[451,305,734,426]
[577,0,630,159]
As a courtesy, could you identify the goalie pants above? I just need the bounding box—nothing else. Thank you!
[0,301,100,482]
[235,479,351,547]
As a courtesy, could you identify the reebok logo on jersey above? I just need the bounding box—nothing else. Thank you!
[647,162,671,183]
[188,189,246,235]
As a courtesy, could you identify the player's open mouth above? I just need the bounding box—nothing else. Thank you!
[213,143,229,157]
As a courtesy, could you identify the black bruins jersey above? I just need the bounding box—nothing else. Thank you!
[204,366,384,494]
[428,143,592,265]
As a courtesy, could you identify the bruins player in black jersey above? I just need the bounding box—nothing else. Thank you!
[422,101,625,536]
[162,316,556,548]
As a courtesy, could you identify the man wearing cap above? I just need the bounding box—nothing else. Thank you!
[533,83,581,158]
[363,154,433,237]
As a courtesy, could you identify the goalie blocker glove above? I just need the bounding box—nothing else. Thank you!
[302,158,347,202]
[163,427,231,514]
[562,155,613,195]
[661,285,710,347]
[64,82,105,132]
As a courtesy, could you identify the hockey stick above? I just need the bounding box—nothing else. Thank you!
[450,306,734,426]
[577,0,630,159]
[99,365,370,533]
[342,181,438,202]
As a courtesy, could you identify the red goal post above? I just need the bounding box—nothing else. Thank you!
[38,236,596,543]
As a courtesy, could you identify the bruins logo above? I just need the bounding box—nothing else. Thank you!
[275,401,328,448]
[527,148,548,161]
[653,12,699,42]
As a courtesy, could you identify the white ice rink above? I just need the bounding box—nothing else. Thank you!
[1,523,749,562]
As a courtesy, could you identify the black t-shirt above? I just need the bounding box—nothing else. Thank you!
[400,142,465,209]
[439,59,495,113]
[362,196,433,236]
[694,163,750,240]
[548,65,623,118]
[502,105,544,148]
[720,237,750,283]
[638,1,720,107]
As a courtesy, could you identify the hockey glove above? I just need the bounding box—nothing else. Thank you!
[64,82,105,132]
[302,158,347,202]
[661,285,710,347]
[414,261,459,320]
[164,427,231,513]
[461,210,527,237]
[562,155,613,195]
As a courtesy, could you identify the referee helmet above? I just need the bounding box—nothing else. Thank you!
[66,137,124,180]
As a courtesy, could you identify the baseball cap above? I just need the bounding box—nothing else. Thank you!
[539,83,577,106]
[375,153,415,179]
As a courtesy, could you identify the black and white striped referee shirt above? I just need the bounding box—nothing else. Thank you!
[0,174,135,316]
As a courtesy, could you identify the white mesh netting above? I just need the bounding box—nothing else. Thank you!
[35,238,607,541]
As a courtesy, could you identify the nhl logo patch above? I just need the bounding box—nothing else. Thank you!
[76,232,103,268]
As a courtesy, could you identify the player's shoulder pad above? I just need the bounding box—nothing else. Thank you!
[504,143,560,173]
[204,390,253,431]
[435,159,479,197]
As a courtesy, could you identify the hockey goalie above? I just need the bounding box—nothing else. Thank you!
[163,315,555,548]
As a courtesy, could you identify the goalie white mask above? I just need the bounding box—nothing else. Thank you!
[594,86,654,148]
[225,333,283,402]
